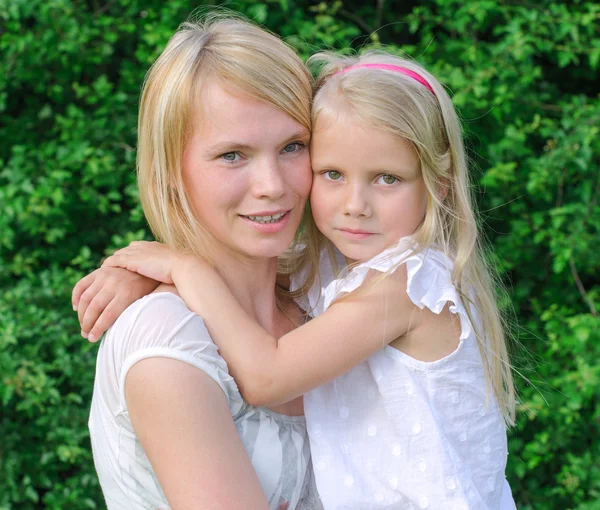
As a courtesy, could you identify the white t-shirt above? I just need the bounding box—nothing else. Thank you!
[291,237,517,510]
[88,292,322,510]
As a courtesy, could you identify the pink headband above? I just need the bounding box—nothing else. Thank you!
[333,63,435,96]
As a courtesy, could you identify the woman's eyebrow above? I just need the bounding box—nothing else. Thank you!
[283,128,311,142]
[205,141,254,154]
[206,130,310,155]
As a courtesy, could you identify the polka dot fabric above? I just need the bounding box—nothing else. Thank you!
[291,238,516,509]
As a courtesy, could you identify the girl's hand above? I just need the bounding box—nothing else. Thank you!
[72,267,160,342]
[102,241,187,285]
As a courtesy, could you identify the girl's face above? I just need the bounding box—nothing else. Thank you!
[182,81,312,261]
[310,114,428,263]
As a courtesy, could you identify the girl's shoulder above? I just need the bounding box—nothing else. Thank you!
[291,237,472,334]
[326,238,445,297]
[325,237,474,341]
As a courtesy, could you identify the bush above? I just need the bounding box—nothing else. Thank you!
[1,1,598,508]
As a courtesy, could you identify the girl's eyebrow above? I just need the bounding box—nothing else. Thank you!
[311,164,415,175]
[367,166,415,175]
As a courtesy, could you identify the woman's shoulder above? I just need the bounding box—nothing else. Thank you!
[100,290,243,415]
[108,289,203,343]
[129,287,196,321]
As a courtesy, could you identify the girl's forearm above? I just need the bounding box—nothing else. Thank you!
[171,257,414,407]
[172,258,280,404]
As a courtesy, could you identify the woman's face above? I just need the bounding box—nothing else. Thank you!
[183,81,312,261]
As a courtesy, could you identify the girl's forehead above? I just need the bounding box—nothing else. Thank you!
[311,109,389,143]
[311,106,360,135]
[310,115,420,175]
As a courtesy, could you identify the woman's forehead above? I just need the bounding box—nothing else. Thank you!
[189,81,310,149]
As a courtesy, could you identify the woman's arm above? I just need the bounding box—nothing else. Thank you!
[103,242,424,407]
[126,357,269,510]
[72,267,160,342]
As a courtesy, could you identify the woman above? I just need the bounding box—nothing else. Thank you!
[80,13,322,510]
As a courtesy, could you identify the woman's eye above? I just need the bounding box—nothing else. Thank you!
[220,152,241,163]
[324,170,342,181]
[282,142,304,154]
[377,174,399,185]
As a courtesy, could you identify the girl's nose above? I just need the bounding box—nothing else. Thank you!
[343,185,371,218]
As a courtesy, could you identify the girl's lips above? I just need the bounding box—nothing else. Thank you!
[337,228,376,240]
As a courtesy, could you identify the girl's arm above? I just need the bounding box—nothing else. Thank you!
[72,267,160,342]
[104,242,424,407]
[176,259,419,406]
[126,357,269,510]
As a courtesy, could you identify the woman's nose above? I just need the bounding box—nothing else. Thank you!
[252,157,286,200]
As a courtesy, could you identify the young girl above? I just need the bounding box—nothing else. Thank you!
[86,52,517,509]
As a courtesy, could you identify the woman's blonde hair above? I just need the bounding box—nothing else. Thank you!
[136,12,320,289]
[308,51,516,426]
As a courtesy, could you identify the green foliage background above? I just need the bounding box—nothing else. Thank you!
[1,0,599,508]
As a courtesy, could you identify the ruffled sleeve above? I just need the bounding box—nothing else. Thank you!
[321,237,473,341]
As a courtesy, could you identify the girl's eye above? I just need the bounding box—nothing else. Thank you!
[220,152,241,163]
[324,170,342,181]
[282,142,304,154]
[377,174,399,185]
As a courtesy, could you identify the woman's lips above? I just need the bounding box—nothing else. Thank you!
[240,210,292,233]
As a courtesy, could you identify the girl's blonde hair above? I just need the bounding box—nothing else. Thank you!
[308,51,516,426]
[137,12,320,291]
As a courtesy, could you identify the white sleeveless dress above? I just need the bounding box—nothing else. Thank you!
[291,237,516,510]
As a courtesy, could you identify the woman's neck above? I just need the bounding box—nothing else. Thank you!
[211,251,282,335]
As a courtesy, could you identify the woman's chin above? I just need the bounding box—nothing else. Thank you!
[245,237,297,260]
[221,231,297,262]
[236,214,302,260]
